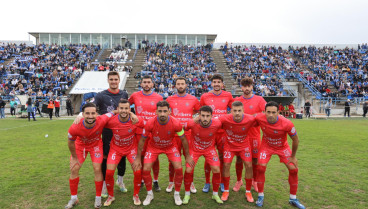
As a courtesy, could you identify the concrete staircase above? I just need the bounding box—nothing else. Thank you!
[123,49,146,95]
[210,49,239,94]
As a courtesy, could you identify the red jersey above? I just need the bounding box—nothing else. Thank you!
[234,94,266,139]
[199,91,233,118]
[219,114,258,151]
[166,93,200,128]
[255,113,297,148]
[186,118,222,153]
[143,116,183,150]
[68,113,114,147]
[54,100,60,108]
[129,91,163,134]
[105,115,144,152]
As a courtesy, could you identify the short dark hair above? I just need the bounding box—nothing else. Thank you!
[108,71,120,79]
[240,77,253,87]
[175,77,187,85]
[119,98,130,105]
[210,74,223,82]
[156,100,170,109]
[82,102,97,112]
[199,106,213,114]
[141,75,153,83]
[231,101,243,108]
[265,101,279,111]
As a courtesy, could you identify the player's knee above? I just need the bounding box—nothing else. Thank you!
[185,167,193,174]
[245,162,252,169]
[211,166,220,173]
[287,163,297,170]
[223,163,231,170]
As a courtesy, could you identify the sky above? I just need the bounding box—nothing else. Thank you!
[1,0,367,44]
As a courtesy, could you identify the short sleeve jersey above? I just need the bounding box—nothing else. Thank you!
[94,89,129,114]
[166,93,200,128]
[186,118,222,153]
[68,113,114,147]
[234,95,266,139]
[105,115,144,152]
[219,114,258,151]
[199,91,233,118]
[143,116,183,150]
[255,113,297,148]
[129,91,163,134]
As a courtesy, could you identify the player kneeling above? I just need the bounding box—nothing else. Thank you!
[255,101,305,209]
[183,106,223,205]
[102,99,143,206]
[65,103,115,209]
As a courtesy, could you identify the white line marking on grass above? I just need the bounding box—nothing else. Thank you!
[0,120,58,131]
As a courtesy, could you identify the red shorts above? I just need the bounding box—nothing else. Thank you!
[143,146,182,164]
[186,148,220,168]
[223,145,252,163]
[72,141,103,164]
[215,132,226,155]
[107,145,137,165]
[258,144,292,164]
[250,137,261,159]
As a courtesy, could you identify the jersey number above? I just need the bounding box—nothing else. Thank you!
[224,151,231,159]
[111,153,116,160]
[260,152,267,160]
[145,152,152,159]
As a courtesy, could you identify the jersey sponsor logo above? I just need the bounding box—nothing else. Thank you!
[94,146,100,152]
[137,106,143,114]
[253,140,258,147]
[291,127,296,134]
[283,149,291,157]
[153,136,160,142]
[95,152,101,158]
[173,108,179,116]
[226,129,233,136]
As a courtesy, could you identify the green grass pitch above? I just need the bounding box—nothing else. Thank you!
[0,117,367,209]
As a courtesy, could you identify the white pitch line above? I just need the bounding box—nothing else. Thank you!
[0,120,58,131]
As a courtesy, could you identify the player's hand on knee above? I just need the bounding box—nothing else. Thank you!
[287,157,298,168]
[186,156,195,168]
[73,115,83,124]
[132,158,142,171]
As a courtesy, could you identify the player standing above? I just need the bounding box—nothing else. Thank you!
[129,75,163,191]
[65,103,115,209]
[254,101,305,209]
[233,77,266,192]
[199,74,233,192]
[165,77,199,193]
[132,101,192,206]
[219,101,257,202]
[102,99,144,206]
[182,106,223,204]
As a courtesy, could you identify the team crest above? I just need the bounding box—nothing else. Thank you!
[151,101,155,106]
[128,129,132,133]
[222,99,226,103]
[242,127,246,131]
[249,105,253,109]
[245,152,250,157]
[95,153,101,158]
[185,102,189,106]
[132,155,136,160]
[175,152,180,157]
[96,131,100,135]
[168,131,171,135]
[213,156,218,161]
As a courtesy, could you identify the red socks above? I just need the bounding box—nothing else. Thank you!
[105,169,115,197]
[212,173,221,192]
[184,172,193,192]
[256,165,266,193]
[245,178,252,191]
[223,176,230,191]
[174,168,183,192]
[133,170,142,196]
[69,177,79,196]
[142,170,152,191]
[289,168,298,195]
[236,161,243,181]
[169,162,174,182]
[95,180,103,197]
[153,159,160,181]
[204,161,211,184]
